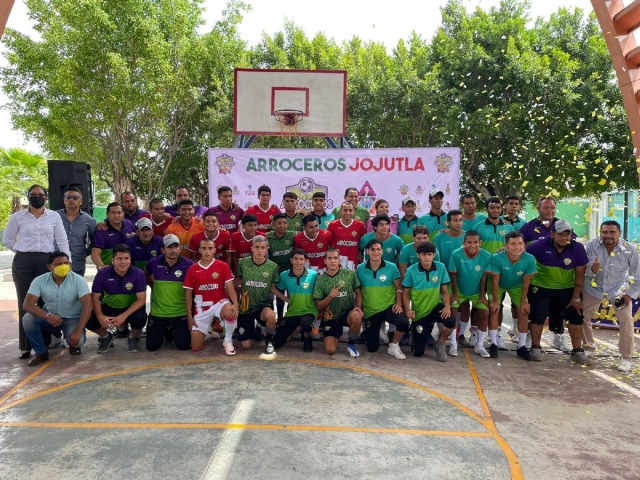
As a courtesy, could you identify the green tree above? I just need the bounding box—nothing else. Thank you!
[0,147,47,226]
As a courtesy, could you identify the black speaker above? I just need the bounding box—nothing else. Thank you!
[47,160,94,215]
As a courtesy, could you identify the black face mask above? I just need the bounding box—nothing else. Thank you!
[28,196,46,209]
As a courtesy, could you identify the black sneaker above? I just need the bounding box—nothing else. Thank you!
[303,335,313,352]
[97,332,114,354]
[254,326,264,341]
[264,340,275,355]
[517,345,533,361]
[489,343,499,358]
[457,334,470,348]
[69,347,81,356]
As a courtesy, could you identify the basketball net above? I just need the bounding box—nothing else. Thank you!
[273,109,303,136]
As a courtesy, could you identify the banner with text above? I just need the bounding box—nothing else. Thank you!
[208,148,461,216]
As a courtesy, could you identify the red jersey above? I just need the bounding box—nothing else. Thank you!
[165,218,204,257]
[328,219,366,271]
[294,230,334,274]
[229,231,267,260]
[189,229,231,262]
[183,260,234,315]
[142,213,174,237]
[245,205,281,231]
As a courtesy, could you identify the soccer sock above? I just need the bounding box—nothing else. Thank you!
[489,329,498,344]
[518,332,528,348]
[459,321,469,336]
[224,319,236,343]
[449,330,457,348]
[348,332,358,344]
[477,330,487,346]
[497,326,502,337]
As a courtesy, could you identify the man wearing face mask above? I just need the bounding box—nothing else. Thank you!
[22,252,93,366]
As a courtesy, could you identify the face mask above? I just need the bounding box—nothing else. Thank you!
[29,196,46,208]
[53,264,71,278]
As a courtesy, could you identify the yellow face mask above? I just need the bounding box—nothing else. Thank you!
[53,264,71,278]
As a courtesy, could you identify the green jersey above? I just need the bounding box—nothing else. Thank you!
[448,247,493,296]
[397,216,419,244]
[472,219,514,254]
[490,250,537,289]
[313,268,361,320]
[434,232,464,268]
[266,230,296,274]
[356,260,401,318]
[399,243,440,269]
[402,261,450,320]
[237,257,279,314]
[276,268,319,318]
[462,214,487,232]
[359,232,404,263]
[417,211,447,241]
[285,213,304,233]
[332,205,370,224]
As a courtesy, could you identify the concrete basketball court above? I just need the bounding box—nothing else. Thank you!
[0,257,639,479]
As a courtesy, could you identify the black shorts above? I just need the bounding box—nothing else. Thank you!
[237,307,269,341]
[86,304,147,331]
[364,306,409,352]
[272,313,316,349]
[528,285,583,326]
[322,312,350,339]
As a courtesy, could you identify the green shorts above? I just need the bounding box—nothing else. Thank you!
[489,286,524,307]
[451,293,488,311]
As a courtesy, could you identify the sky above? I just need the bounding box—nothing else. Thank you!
[0,0,594,153]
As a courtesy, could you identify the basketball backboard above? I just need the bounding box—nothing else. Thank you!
[234,68,347,137]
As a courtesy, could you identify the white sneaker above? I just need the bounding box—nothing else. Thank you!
[387,343,406,360]
[618,358,632,373]
[525,333,532,349]
[474,344,490,358]
[448,344,458,357]
[553,334,572,353]
[223,341,235,356]
[379,327,390,345]
[496,335,508,350]
[469,331,478,347]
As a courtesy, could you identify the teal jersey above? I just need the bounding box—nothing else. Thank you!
[417,211,447,241]
[285,213,304,233]
[313,268,361,319]
[490,250,537,289]
[399,243,440,269]
[276,268,319,318]
[360,232,404,263]
[356,260,401,318]
[500,215,525,231]
[402,261,450,319]
[433,232,464,269]
[397,216,419,244]
[266,230,296,274]
[472,219,514,254]
[311,212,334,230]
[237,257,279,314]
[462,214,487,231]
[448,247,493,296]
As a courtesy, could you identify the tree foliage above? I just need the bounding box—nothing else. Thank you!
[0,147,47,225]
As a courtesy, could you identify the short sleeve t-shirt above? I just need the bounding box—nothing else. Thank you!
[165,218,205,257]
[92,265,147,309]
[399,243,441,269]
[125,234,164,270]
[183,260,234,315]
[328,219,366,270]
[313,268,361,320]
[189,229,231,262]
[276,268,319,318]
[266,230,297,274]
[146,255,193,317]
[92,221,137,266]
[462,214,487,232]
[433,232,464,268]
[417,212,447,241]
[228,231,267,261]
[28,271,91,318]
[208,205,244,236]
[490,250,537,290]
[245,205,282,231]
[402,261,450,319]
[285,213,304,233]
[526,237,588,290]
[237,257,279,314]
[356,260,401,318]
[397,216,419,245]
[448,247,493,296]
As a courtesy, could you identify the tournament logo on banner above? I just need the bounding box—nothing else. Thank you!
[208,148,461,216]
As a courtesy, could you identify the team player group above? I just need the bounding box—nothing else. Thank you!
[9,184,638,374]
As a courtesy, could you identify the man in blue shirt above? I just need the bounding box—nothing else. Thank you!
[22,251,93,366]
[56,186,97,277]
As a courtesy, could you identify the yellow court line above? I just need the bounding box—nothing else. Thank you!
[0,350,65,407]
[0,421,493,437]
[464,349,524,480]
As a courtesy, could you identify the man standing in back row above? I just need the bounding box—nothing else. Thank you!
[331,187,370,224]
[56,186,96,277]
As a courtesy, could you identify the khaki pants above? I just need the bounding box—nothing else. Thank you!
[582,291,635,359]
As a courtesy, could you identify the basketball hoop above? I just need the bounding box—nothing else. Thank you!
[273,109,303,136]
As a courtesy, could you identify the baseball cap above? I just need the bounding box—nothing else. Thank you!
[552,219,572,233]
[429,190,444,199]
[163,234,180,247]
[402,196,417,206]
[136,217,152,230]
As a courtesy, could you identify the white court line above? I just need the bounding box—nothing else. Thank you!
[590,370,640,399]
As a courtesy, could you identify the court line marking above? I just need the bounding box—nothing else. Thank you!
[0,421,493,437]
[0,350,64,407]
[464,349,524,480]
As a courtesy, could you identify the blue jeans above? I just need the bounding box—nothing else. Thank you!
[23,313,86,355]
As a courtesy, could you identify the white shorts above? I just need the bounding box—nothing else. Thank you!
[192,299,230,334]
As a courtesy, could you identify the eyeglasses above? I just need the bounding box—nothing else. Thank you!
[64,195,81,200]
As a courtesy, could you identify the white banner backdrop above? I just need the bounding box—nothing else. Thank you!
[208,148,460,216]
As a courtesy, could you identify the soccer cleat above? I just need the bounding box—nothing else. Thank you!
[552,334,572,353]
[435,343,448,362]
[347,343,360,358]
[387,342,406,360]
[223,341,235,356]
[448,344,458,357]
[570,350,592,366]
[474,344,490,358]
[530,347,543,362]
[489,343,499,358]
[517,346,533,361]
[617,358,632,373]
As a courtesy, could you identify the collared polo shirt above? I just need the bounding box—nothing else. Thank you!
[520,217,576,244]
[417,211,448,241]
[399,243,441,269]
[501,215,525,231]
[276,268,319,317]
[28,271,90,317]
[124,208,149,224]
[434,231,464,268]
[472,219,514,254]
[237,257,279,314]
[356,259,401,318]
[526,237,588,290]
[397,216,419,245]
[490,250,537,289]
[313,268,361,319]
[311,211,334,230]
[165,218,205,257]
[126,234,164,269]
[146,255,193,317]
[359,232,404,263]
[92,220,137,265]
[402,261,450,319]
[92,265,147,309]
[462,214,487,232]
[206,205,244,235]
[448,247,493,296]
[245,205,282,231]
[189,229,231,262]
